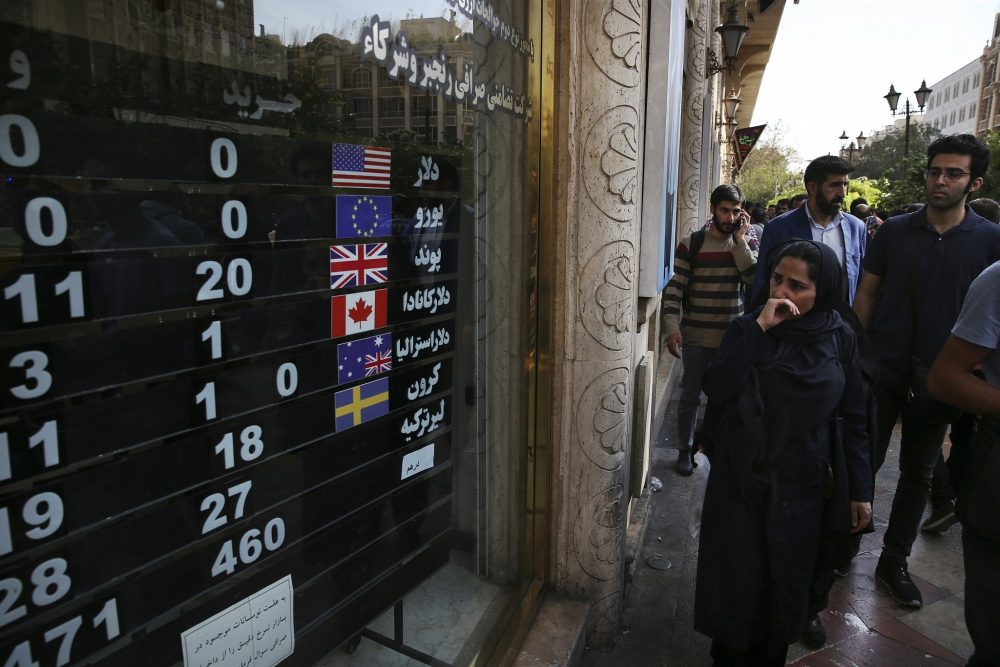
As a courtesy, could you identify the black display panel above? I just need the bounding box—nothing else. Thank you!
[0,0,519,662]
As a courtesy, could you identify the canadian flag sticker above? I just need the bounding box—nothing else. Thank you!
[331,289,388,338]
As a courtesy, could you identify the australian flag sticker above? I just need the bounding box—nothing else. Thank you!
[337,333,393,384]
[334,377,390,432]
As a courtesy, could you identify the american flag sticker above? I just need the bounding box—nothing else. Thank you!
[332,143,391,189]
[330,243,389,289]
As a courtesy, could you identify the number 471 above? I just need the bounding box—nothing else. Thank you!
[3,598,120,667]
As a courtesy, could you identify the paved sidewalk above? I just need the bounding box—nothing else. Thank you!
[581,378,973,667]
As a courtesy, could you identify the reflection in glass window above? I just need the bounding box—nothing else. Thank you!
[0,0,542,665]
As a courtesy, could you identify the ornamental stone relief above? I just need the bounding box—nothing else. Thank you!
[573,483,626,580]
[579,240,634,353]
[584,106,639,223]
[585,0,642,87]
[589,590,622,644]
[576,367,629,470]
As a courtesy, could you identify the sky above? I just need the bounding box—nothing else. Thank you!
[751,0,1000,169]
[253,1,467,43]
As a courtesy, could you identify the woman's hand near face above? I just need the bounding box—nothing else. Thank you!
[756,298,800,331]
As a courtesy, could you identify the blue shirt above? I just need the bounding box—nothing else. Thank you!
[803,205,846,267]
[863,205,1000,372]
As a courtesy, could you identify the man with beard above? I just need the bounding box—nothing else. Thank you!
[662,184,756,475]
[752,155,867,305]
[853,134,1000,608]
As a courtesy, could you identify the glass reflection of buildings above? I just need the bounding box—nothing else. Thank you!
[8,1,473,146]
[288,14,474,145]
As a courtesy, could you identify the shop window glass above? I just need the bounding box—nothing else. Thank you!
[0,1,543,665]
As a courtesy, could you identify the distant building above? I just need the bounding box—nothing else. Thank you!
[977,12,1000,136]
[924,58,980,136]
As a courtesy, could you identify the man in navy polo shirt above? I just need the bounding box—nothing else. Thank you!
[853,134,1000,607]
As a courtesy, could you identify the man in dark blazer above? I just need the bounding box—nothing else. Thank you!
[752,155,867,305]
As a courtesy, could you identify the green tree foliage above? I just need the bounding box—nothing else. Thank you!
[846,177,885,210]
[977,130,1000,202]
[852,124,941,183]
[736,124,803,205]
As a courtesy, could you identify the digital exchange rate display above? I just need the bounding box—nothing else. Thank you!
[0,22,471,667]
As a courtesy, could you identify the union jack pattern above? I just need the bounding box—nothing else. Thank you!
[363,348,393,376]
[329,243,389,289]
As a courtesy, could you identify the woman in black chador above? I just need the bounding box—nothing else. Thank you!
[694,240,873,665]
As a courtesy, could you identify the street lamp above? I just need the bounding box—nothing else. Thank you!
[884,80,932,156]
[706,2,750,75]
[838,130,866,162]
[723,88,742,121]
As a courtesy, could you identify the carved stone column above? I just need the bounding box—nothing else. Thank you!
[677,0,709,240]
[550,0,646,647]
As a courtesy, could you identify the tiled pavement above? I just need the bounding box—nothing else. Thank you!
[580,375,973,667]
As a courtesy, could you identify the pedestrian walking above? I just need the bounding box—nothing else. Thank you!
[661,185,757,475]
[694,240,872,666]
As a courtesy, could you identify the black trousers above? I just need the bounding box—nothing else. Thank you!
[963,527,1000,666]
[710,640,788,667]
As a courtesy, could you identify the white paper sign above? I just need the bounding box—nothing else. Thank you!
[181,575,295,667]
[401,443,435,480]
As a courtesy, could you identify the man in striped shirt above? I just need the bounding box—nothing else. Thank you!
[662,184,757,475]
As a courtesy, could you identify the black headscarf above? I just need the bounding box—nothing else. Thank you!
[750,239,847,345]
[743,239,854,473]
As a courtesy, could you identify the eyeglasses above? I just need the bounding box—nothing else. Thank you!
[925,168,972,182]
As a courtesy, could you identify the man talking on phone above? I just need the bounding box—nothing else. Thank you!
[662,184,756,475]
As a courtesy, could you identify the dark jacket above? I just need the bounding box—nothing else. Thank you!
[752,206,867,304]
[693,313,871,652]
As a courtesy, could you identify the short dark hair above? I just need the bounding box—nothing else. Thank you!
[969,197,1000,223]
[710,184,744,207]
[790,194,807,206]
[927,134,990,180]
[804,155,854,187]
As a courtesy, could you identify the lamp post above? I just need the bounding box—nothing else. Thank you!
[706,2,750,76]
[838,130,866,162]
[884,80,932,156]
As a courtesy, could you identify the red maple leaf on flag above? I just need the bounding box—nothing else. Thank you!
[348,297,373,324]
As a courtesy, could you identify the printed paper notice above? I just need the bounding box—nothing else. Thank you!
[401,443,435,480]
[181,575,295,667]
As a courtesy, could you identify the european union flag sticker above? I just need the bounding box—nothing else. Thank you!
[336,195,392,238]
[334,377,390,432]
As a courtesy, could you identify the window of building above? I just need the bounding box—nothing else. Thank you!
[378,95,405,118]
[413,94,439,115]
[945,89,951,102]
[960,107,966,122]
[352,96,372,117]
[350,66,372,89]
[971,101,978,117]
[951,110,957,125]
[974,71,981,88]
